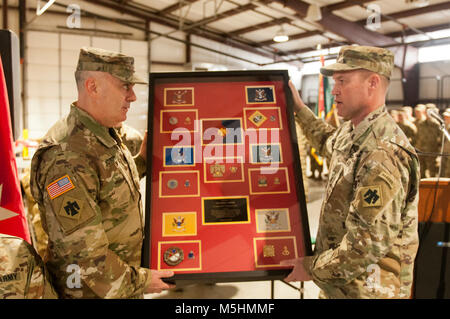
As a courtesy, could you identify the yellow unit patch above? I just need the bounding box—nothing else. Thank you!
[162,212,197,237]
[360,185,383,207]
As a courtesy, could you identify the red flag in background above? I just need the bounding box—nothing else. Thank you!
[0,56,30,242]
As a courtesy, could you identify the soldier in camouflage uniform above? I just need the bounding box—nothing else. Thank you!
[442,109,450,177]
[21,123,142,260]
[402,106,414,123]
[115,123,143,157]
[21,168,48,259]
[415,104,442,178]
[30,47,174,298]
[397,110,417,146]
[0,233,58,298]
[281,46,419,299]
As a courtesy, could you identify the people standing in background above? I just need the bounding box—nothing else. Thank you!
[397,110,417,146]
[415,104,442,178]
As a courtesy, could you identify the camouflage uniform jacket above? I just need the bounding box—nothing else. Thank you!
[295,105,420,298]
[397,122,417,147]
[115,124,143,157]
[30,103,149,299]
[0,234,58,299]
[415,118,441,153]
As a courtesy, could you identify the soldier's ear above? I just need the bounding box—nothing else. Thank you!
[84,77,98,95]
[369,74,381,89]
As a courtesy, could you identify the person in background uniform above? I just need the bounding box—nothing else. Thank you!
[397,110,417,146]
[20,168,48,259]
[30,47,174,299]
[415,104,442,178]
[0,233,58,299]
[414,104,426,122]
[389,109,399,124]
[282,46,420,299]
[442,109,450,177]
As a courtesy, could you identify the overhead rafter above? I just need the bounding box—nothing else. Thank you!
[158,0,199,15]
[85,0,293,62]
[387,22,450,39]
[356,1,450,25]
[325,0,375,12]
[271,0,420,106]
[229,17,291,36]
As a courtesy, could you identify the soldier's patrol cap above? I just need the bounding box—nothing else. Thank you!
[320,45,394,79]
[415,104,426,111]
[76,47,147,84]
[444,108,450,117]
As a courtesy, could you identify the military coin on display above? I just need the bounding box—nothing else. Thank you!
[163,247,184,266]
[167,179,178,189]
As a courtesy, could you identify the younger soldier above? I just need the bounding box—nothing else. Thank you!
[282,46,419,299]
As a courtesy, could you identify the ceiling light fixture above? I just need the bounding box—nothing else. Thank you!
[306,4,322,22]
[36,0,57,16]
[273,26,289,43]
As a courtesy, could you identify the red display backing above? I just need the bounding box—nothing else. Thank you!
[147,74,309,278]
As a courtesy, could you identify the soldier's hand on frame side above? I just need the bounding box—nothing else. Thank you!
[280,257,312,282]
[145,270,176,294]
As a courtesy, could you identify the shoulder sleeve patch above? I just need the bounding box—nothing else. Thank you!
[52,194,95,235]
[378,171,395,189]
[58,196,84,221]
[46,175,75,199]
[359,185,383,207]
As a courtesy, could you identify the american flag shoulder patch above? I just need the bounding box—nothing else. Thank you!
[46,175,75,199]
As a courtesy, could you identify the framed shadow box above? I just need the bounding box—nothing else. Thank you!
[142,70,312,284]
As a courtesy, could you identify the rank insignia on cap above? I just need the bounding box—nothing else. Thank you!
[46,175,75,199]
[360,185,383,207]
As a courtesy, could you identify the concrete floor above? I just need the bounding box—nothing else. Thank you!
[146,178,326,299]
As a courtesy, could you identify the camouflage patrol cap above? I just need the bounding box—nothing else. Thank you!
[320,45,394,79]
[76,47,147,84]
[415,104,426,111]
[444,108,450,117]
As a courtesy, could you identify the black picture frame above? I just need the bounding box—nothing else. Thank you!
[142,70,312,285]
